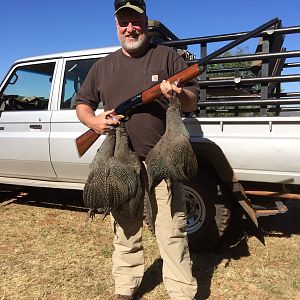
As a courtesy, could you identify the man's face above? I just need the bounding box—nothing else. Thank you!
[115,9,148,55]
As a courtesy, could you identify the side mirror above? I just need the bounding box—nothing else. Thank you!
[9,74,18,85]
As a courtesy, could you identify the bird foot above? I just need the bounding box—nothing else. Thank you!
[88,208,105,220]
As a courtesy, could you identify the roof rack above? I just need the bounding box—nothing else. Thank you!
[152,20,300,117]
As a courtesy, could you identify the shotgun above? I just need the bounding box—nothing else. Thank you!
[75,17,279,157]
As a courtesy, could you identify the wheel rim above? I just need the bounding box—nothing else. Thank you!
[184,185,206,234]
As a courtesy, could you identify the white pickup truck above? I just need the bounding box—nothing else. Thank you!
[0,20,299,250]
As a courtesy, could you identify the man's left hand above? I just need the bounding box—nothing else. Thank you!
[160,79,183,100]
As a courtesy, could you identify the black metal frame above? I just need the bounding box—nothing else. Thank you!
[159,24,300,117]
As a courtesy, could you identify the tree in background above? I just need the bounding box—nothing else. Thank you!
[203,46,262,117]
[208,46,254,79]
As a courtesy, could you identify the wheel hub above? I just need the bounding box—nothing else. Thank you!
[184,185,206,234]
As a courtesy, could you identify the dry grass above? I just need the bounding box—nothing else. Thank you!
[0,185,299,300]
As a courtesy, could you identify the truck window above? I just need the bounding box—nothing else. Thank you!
[61,58,102,109]
[0,62,55,111]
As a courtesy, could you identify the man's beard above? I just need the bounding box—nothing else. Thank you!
[118,33,149,55]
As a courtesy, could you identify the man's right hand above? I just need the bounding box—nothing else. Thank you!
[90,109,122,134]
[76,104,123,135]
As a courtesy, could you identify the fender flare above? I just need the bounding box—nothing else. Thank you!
[191,139,258,227]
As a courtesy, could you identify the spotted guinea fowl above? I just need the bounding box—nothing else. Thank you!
[83,123,145,218]
[145,94,198,191]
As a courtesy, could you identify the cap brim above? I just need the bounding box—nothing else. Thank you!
[115,3,144,14]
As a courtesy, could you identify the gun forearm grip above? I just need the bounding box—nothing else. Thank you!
[141,64,201,103]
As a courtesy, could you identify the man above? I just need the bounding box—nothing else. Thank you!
[75,1,199,299]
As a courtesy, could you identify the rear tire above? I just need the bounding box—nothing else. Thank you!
[184,169,232,251]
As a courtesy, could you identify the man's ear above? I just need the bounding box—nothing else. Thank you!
[144,15,148,29]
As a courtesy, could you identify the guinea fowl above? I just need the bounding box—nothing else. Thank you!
[83,123,145,218]
[145,94,198,191]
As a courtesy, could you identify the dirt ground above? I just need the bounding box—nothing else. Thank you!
[0,185,299,300]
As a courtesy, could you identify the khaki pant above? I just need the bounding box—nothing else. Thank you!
[110,179,198,299]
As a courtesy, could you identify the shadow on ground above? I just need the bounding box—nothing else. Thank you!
[0,184,86,212]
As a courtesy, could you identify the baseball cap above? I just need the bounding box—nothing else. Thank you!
[114,0,146,14]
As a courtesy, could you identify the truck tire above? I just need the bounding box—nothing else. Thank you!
[184,169,232,251]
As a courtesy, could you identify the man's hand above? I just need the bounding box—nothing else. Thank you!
[159,79,197,112]
[90,109,123,134]
[160,79,182,100]
[76,104,123,135]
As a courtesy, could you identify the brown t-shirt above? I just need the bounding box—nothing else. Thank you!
[76,44,199,159]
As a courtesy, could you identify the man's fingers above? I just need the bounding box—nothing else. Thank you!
[104,109,115,118]
[161,80,172,93]
[106,118,119,125]
[173,78,182,87]
[105,109,124,121]
[106,108,115,114]
[173,85,183,95]
[161,79,183,98]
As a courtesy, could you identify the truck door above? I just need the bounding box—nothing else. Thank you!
[0,61,57,179]
[50,57,106,183]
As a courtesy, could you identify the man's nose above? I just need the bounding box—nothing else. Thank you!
[126,22,135,33]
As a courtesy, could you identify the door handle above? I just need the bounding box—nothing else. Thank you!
[0,127,4,130]
[30,124,42,129]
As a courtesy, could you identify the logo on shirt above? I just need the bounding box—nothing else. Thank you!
[152,75,159,82]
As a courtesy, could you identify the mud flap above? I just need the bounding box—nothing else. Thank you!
[232,181,258,227]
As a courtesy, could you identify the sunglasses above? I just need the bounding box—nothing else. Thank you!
[114,0,146,12]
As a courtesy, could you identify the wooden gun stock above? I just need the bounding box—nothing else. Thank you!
[75,128,100,158]
[75,17,280,157]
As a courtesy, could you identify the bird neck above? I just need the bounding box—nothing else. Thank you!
[100,131,116,158]
[165,98,189,137]
[114,125,130,156]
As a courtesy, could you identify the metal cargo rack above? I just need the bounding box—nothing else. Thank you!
[154,20,300,118]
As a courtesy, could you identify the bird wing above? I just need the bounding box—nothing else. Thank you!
[145,136,170,191]
[89,132,116,169]
[127,154,145,217]
[165,133,198,182]
[83,163,112,213]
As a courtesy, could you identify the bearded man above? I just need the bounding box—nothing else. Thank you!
[75,1,199,299]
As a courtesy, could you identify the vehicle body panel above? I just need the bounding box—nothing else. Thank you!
[49,109,105,182]
[185,117,300,184]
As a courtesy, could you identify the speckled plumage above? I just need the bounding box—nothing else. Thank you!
[83,130,116,217]
[83,124,145,218]
[145,95,198,191]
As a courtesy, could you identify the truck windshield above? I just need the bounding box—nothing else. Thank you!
[0,62,56,111]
